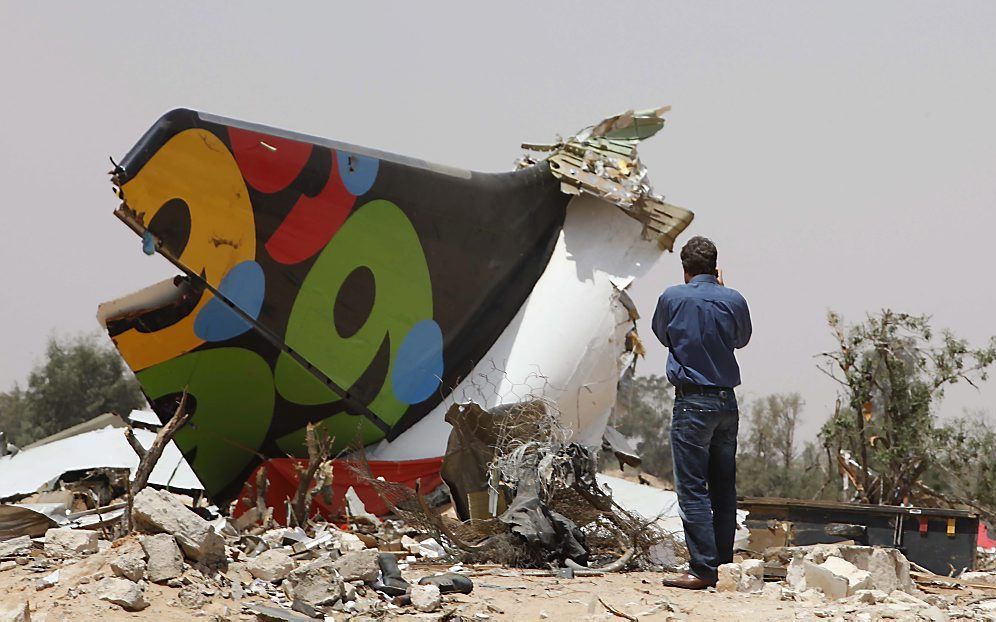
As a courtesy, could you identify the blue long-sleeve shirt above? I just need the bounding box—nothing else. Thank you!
[651,274,752,388]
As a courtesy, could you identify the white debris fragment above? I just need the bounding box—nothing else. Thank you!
[35,569,59,591]
[247,549,296,582]
[96,577,149,611]
[410,584,442,613]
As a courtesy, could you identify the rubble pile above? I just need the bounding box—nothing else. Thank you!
[0,481,994,620]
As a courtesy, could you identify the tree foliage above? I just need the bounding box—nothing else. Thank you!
[737,393,828,498]
[818,309,996,505]
[611,372,674,481]
[0,333,145,447]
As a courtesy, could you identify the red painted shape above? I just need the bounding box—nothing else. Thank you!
[918,517,929,535]
[265,152,355,264]
[980,522,996,549]
[229,127,312,194]
[233,456,445,525]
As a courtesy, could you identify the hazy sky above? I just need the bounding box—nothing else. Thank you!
[2,2,994,440]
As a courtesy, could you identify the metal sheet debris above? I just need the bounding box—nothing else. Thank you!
[519,106,693,250]
[0,418,203,500]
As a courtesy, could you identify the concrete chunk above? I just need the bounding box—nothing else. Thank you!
[716,563,741,592]
[140,533,183,582]
[0,602,29,622]
[331,549,379,582]
[739,558,765,593]
[410,584,442,612]
[804,560,848,600]
[287,554,343,607]
[821,556,874,595]
[95,577,149,611]
[247,549,296,583]
[110,551,147,582]
[0,536,32,558]
[132,488,224,564]
[44,528,98,557]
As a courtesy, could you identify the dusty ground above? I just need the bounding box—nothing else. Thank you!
[0,545,815,622]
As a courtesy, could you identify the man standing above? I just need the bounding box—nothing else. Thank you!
[651,236,752,589]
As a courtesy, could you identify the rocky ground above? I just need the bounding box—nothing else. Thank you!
[1,488,995,621]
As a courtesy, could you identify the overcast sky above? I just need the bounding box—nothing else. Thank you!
[1,2,994,440]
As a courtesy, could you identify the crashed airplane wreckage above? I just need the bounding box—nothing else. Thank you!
[97,106,693,513]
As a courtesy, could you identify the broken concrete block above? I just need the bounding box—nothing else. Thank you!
[804,560,848,600]
[287,554,343,606]
[132,488,225,564]
[110,551,147,582]
[247,549,296,582]
[785,553,806,590]
[410,583,442,613]
[821,556,873,595]
[961,571,996,585]
[44,528,98,557]
[715,563,741,592]
[0,602,29,622]
[96,577,149,611]
[866,547,915,594]
[140,533,184,583]
[853,589,888,604]
[336,531,366,552]
[178,584,208,609]
[739,559,765,593]
[332,549,379,582]
[0,536,32,558]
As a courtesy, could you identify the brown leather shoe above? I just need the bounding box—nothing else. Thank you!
[661,572,715,590]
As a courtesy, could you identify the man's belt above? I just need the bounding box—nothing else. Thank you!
[674,384,734,397]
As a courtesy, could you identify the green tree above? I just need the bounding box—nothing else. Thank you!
[611,373,674,481]
[737,393,830,499]
[930,411,996,512]
[818,310,996,505]
[0,332,145,447]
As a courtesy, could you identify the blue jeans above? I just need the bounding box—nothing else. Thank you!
[670,390,739,583]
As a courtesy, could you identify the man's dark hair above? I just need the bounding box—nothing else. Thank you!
[680,236,718,276]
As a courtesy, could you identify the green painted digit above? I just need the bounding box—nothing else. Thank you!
[136,348,275,493]
[274,200,433,432]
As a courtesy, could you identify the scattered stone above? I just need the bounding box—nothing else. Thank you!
[336,532,366,553]
[739,559,765,593]
[961,571,996,585]
[287,554,344,607]
[332,550,379,582]
[820,556,873,595]
[95,577,149,611]
[247,549,296,583]
[716,563,740,592]
[761,582,782,600]
[0,561,16,572]
[141,533,184,582]
[410,584,442,613]
[35,569,59,591]
[0,536,32,558]
[804,561,848,600]
[178,584,209,609]
[110,551,147,582]
[43,528,98,557]
[852,589,888,604]
[0,602,29,622]
[246,603,316,622]
[132,488,225,564]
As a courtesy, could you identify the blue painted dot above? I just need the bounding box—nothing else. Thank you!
[392,319,444,405]
[336,150,379,196]
[194,261,266,342]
